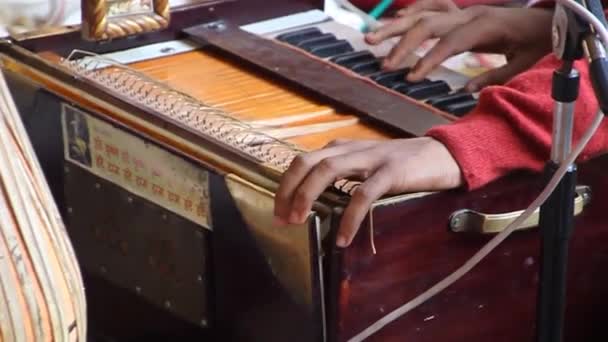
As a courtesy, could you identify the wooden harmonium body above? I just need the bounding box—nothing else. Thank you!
[4,1,608,341]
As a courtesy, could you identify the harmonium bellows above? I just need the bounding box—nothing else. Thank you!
[4,1,608,341]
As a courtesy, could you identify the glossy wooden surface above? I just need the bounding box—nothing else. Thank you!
[331,162,608,342]
[128,50,396,150]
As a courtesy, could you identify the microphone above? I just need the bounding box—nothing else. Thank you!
[553,0,608,113]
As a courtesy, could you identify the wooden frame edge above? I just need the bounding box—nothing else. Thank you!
[82,0,170,41]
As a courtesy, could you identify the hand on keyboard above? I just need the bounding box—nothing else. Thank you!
[365,0,553,91]
[274,137,462,247]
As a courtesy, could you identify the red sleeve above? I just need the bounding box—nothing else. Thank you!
[426,54,608,190]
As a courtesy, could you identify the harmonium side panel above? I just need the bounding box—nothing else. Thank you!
[57,104,328,342]
[330,165,608,342]
[60,103,212,327]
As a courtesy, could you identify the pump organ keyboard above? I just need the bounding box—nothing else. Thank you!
[274,26,478,116]
[247,10,480,117]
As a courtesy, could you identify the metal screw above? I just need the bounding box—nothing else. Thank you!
[197,275,203,283]
[100,266,107,274]
[206,21,226,31]
[164,301,172,309]
[127,196,133,204]
[67,207,73,214]
[95,183,101,190]
[64,166,70,174]
[162,214,168,221]
[200,319,208,327]
[160,47,176,54]
[135,286,142,294]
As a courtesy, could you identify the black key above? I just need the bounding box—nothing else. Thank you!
[390,81,419,92]
[426,92,475,108]
[350,60,382,75]
[309,40,354,58]
[330,51,375,68]
[399,80,451,100]
[390,78,432,88]
[297,33,337,50]
[442,99,478,116]
[276,27,322,44]
[370,69,411,87]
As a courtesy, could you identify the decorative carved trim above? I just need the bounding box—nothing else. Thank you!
[82,0,170,41]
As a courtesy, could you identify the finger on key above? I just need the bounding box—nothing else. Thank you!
[286,148,385,224]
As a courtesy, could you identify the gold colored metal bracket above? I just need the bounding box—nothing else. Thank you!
[224,173,320,310]
[449,186,592,234]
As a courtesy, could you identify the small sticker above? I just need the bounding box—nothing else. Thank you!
[62,103,212,230]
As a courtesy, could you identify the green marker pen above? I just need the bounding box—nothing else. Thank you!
[361,0,394,32]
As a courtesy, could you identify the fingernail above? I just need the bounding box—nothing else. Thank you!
[407,70,418,81]
[296,212,307,223]
[467,83,479,93]
[336,235,347,247]
[288,210,307,224]
[288,211,299,223]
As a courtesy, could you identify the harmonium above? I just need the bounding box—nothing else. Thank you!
[3,0,608,341]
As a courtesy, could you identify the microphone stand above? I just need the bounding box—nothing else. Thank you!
[536,2,608,342]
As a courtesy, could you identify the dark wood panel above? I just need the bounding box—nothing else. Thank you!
[64,163,211,328]
[330,159,608,342]
[85,272,211,341]
[14,0,322,56]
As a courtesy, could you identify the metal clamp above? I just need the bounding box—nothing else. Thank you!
[449,186,591,234]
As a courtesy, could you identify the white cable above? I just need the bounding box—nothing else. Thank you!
[348,0,608,340]
[526,0,548,8]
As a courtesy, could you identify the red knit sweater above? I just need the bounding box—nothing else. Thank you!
[351,0,608,190]
[427,55,608,190]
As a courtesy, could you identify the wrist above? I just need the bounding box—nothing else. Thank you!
[421,137,465,189]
